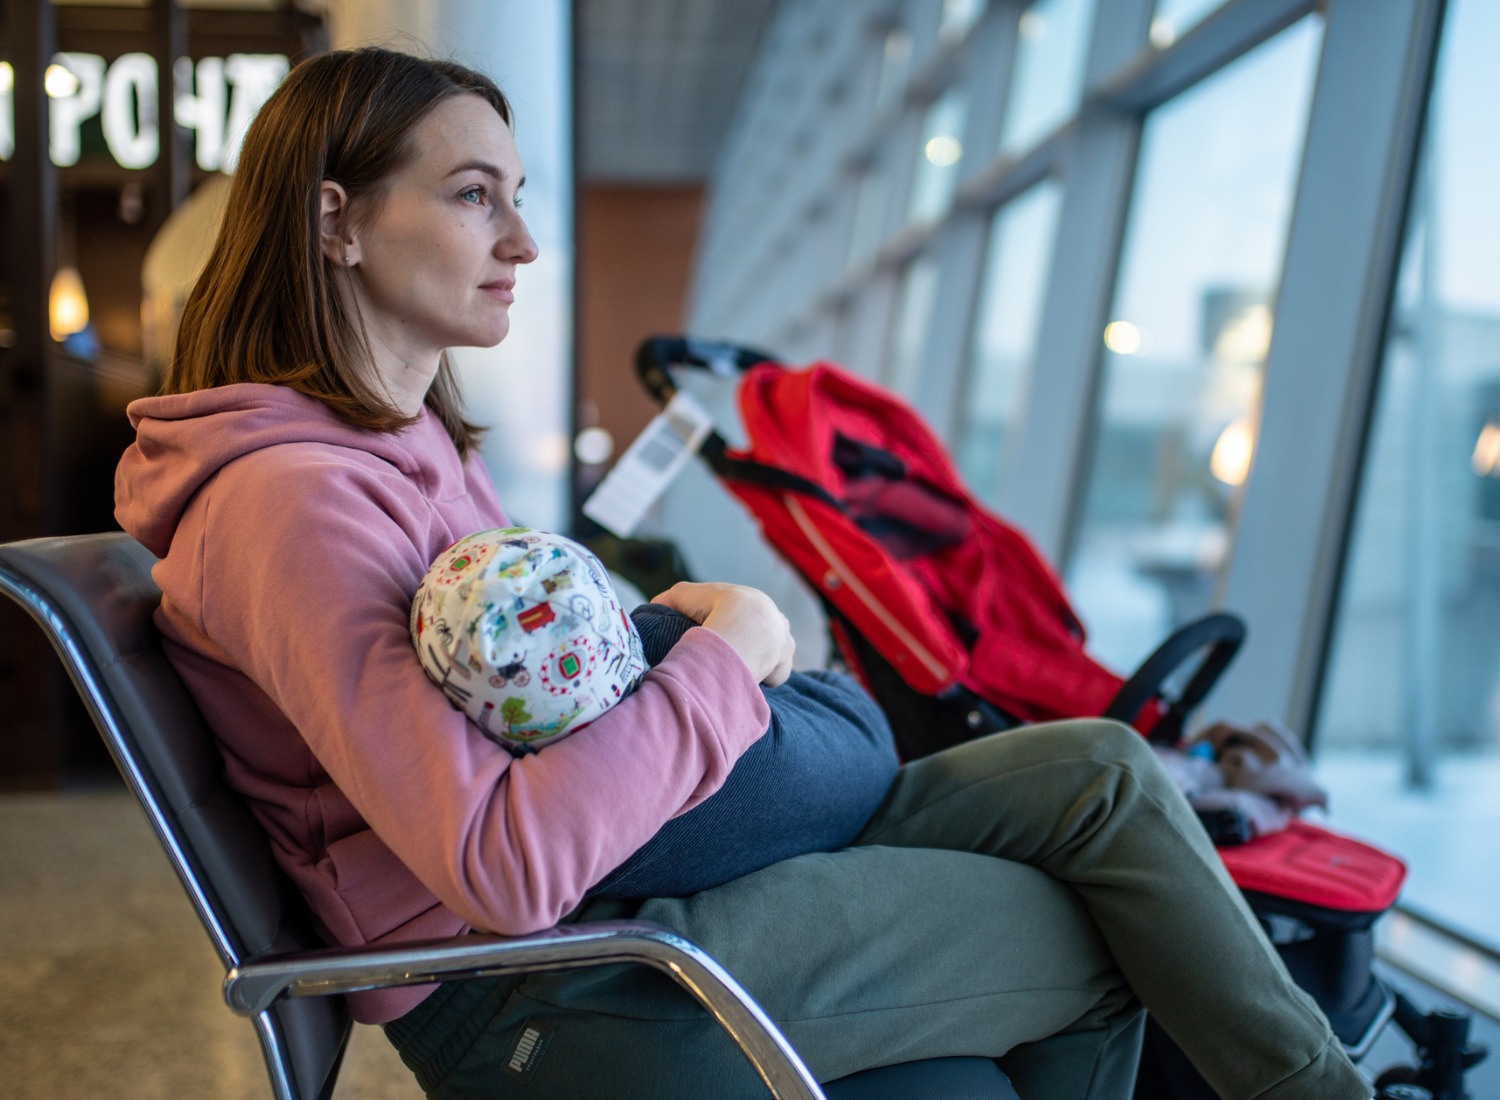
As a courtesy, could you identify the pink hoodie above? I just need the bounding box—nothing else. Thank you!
[115,383,771,1023]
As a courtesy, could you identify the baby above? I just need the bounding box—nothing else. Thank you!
[410,527,649,751]
[411,527,899,898]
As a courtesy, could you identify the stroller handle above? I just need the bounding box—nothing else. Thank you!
[634,335,777,410]
[1104,611,1247,745]
[630,334,843,509]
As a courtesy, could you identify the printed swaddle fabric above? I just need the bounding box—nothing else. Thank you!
[411,528,648,751]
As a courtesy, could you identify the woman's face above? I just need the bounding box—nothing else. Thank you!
[343,94,538,385]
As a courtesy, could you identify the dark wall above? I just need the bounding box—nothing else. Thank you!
[0,5,321,789]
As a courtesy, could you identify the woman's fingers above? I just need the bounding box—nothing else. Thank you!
[762,647,795,688]
[649,581,717,622]
[651,582,795,685]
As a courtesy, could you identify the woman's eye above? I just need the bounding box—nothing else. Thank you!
[460,186,487,205]
[513,194,524,210]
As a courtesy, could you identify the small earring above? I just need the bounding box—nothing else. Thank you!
[342,250,349,266]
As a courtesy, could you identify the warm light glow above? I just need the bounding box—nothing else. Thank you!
[44,63,80,99]
[1019,11,1046,39]
[1211,416,1256,487]
[49,266,90,341]
[1213,303,1274,363]
[574,427,615,466]
[924,135,963,166]
[1103,320,1144,355]
[0,62,13,95]
[1149,18,1178,49]
[1473,421,1500,477]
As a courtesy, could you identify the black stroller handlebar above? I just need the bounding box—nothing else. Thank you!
[631,335,842,509]
[1104,611,1247,745]
[634,335,777,410]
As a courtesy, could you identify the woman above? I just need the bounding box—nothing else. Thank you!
[114,47,1370,1100]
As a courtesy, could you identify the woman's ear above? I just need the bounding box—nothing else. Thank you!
[318,180,358,266]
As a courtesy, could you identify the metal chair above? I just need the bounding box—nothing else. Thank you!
[0,533,1017,1100]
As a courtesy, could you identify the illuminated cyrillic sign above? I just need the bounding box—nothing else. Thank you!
[0,52,289,172]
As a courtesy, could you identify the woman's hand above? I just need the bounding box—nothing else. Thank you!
[651,581,796,686]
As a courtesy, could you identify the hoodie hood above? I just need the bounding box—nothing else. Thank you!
[116,383,458,557]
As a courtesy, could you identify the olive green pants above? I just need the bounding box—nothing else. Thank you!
[386,721,1369,1099]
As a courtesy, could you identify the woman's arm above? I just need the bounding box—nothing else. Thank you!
[199,455,771,934]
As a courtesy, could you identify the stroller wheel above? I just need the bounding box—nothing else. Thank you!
[1378,994,1490,1100]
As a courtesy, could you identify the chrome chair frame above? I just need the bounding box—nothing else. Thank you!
[224,922,824,1099]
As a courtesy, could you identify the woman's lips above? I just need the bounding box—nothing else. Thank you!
[481,280,515,303]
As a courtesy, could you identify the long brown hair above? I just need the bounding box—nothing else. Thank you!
[167,48,514,456]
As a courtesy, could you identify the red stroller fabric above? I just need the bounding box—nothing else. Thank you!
[727,359,1131,724]
[1222,820,1404,911]
[720,357,1404,916]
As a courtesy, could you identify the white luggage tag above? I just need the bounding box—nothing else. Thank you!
[581,391,715,537]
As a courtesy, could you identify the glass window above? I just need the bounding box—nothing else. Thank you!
[939,0,988,44]
[1150,0,1228,49]
[1314,0,1500,954]
[1065,18,1322,670]
[885,257,942,399]
[954,183,1063,506]
[908,87,969,224]
[874,25,914,114]
[846,161,891,269]
[998,0,1098,156]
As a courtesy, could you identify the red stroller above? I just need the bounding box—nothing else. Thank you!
[629,335,1486,1100]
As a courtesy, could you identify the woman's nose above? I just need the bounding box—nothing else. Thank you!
[502,213,539,264]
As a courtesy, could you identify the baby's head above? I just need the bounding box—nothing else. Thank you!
[411,528,647,752]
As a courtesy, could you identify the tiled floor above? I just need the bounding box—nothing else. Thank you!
[3,784,1497,1099]
[0,789,421,1100]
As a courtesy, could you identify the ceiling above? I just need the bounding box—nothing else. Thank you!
[41,0,778,185]
[575,0,780,183]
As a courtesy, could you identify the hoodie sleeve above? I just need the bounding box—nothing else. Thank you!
[198,451,771,934]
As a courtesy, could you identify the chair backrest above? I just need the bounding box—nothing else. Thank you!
[0,533,348,1100]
